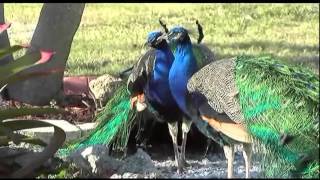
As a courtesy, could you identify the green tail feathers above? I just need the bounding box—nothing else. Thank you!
[58,83,136,156]
[235,55,319,178]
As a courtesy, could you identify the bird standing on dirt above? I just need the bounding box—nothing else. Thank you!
[166,26,230,174]
[127,30,190,173]
[126,21,217,173]
[167,25,319,178]
[186,55,319,178]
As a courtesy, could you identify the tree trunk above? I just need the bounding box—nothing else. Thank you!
[7,3,85,105]
[0,3,13,65]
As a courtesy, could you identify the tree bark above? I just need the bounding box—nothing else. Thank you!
[7,3,85,105]
[0,3,13,65]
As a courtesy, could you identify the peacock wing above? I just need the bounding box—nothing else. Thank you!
[127,48,156,95]
[187,57,245,124]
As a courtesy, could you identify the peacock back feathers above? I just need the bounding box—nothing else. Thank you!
[169,42,215,70]
[192,43,215,69]
[234,55,319,178]
[58,83,136,156]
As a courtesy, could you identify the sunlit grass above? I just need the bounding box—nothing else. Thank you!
[4,3,319,76]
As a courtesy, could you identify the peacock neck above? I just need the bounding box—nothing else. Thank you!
[169,36,197,116]
[175,37,193,57]
[145,43,176,107]
[156,40,170,50]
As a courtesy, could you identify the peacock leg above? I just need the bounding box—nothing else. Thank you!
[242,143,252,178]
[202,138,212,158]
[181,118,192,167]
[168,121,182,173]
[223,145,234,178]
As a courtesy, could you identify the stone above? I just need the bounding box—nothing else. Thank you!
[67,145,122,176]
[66,146,158,177]
[88,74,122,108]
[117,148,158,175]
[121,172,143,178]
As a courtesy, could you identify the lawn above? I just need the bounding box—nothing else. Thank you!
[4,3,319,76]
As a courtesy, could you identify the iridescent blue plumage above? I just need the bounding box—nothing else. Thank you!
[144,35,176,108]
[147,31,163,44]
[127,30,186,173]
[168,26,198,116]
[128,31,175,106]
[129,27,211,174]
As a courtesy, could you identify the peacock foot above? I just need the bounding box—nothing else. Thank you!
[176,158,189,174]
[177,166,184,174]
[181,159,190,167]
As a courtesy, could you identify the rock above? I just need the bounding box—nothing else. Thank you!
[67,145,122,176]
[0,143,63,176]
[121,172,143,178]
[0,146,31,167]
[110,172,157,178]
[110,173,122,178]
[117,148,158,175]
[88,74,122,108]
[0,144,30,158]
[67,146,158,178]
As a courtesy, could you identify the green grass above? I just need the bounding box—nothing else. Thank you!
[4,3,319,76]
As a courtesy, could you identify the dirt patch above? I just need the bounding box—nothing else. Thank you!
[0,98,96,124]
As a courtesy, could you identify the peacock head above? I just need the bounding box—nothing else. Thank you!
[146,30,167,48]
[167,26,190,43]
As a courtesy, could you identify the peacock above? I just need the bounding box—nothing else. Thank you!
[166,26,319,178]
[126,29,193,173]
[166,25,236,175]
[126,21,216,173]
[58,22,216,175]
[120,19,215,152]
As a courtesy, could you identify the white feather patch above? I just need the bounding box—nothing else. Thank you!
[136,101,147,111]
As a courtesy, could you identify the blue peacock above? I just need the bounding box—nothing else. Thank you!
[167,26,319,178]
[126,30,191,172]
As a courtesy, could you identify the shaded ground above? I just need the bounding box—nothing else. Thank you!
[8,141,262,178]
[151,152,262,178]
[2,95,263,178]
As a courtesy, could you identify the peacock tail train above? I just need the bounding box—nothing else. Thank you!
[58,83,136,157]
[235,55,319,178]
